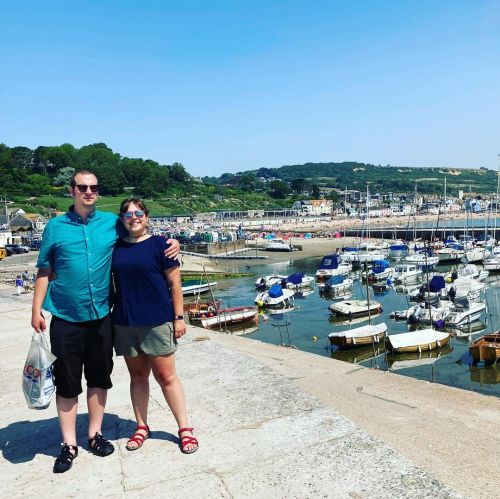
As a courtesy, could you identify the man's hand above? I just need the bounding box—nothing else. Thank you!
[165,238,180,259]
[173,318,186,338]
[31,310,46,334]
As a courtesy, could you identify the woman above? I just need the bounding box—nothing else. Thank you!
[111,198,198,454]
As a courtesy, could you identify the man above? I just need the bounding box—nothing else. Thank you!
[31,170,180,473]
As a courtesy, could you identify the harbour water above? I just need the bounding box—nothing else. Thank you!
[208,256,500,398]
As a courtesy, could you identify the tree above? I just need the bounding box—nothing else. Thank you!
[10,146,33,169]
[53,167,76,187]
[169,162,190,182]
[328,190,339,203]
[269,180,291,199]
[311,184,321,198]
[291,178,307,193]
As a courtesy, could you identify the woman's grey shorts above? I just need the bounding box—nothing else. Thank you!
[113,322,177,357]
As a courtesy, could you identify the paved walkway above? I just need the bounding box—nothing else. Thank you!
[0,292,497,497]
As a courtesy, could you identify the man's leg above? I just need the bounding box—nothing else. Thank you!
[84,316,114,456]
[87,388,107,438]
[56,395,78,446]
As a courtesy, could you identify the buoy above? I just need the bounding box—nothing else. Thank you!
[312,336,318,341]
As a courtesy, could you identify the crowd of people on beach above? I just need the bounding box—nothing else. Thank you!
[30,170,198,473]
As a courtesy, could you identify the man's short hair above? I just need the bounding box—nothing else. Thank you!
[70,170,98,188]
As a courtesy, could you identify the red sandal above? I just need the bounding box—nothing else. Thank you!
[178,427,199,454]
[126,425,151,451]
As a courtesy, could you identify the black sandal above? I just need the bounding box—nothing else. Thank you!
[88,432,114,457]
[53,444,78,473]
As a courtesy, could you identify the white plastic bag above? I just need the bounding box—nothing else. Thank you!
[22,332,57,409]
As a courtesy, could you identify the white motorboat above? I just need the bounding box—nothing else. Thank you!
[328,299,382,318]
[315,254,351,279]
[342,250,388,266]
[388,241,409,260]
[449,277,486,302]
[435,245,465,263]
[255,274,287,290]
[405,302,452,326]
[443,297,486,327]
[465,247,486,263]
[393,264,422,284]
[404,253,439,269]
[182,280,218,296]
[386,328,451,353]
[446,264,488,282]
[255,284,295,309]
[283,272,316,289]
[328,322,387,350]
[318,275,354,296]
[361,259,394,282]
[483,257,500,272]
[263,238,294,251]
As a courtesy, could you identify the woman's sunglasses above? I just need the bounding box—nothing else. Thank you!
[122,210,145,219]
[75,184,100,193]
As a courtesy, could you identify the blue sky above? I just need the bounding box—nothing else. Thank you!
[1,0,499,176]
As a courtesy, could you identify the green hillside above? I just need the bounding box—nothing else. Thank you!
[1,142,496,217]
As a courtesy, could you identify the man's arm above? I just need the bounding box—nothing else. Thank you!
[165,238,180,259]
[31,268,51,333]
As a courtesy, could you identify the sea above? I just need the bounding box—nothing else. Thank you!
[204,255,500,398]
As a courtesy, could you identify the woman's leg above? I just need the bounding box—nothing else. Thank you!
[124,355,151,448]
[149,354,197,452]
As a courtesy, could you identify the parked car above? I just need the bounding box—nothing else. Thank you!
[4,244,30,254]
[30,240,42,251]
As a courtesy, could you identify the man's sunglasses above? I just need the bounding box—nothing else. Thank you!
[75,184,99,193]
[122,210,145,219]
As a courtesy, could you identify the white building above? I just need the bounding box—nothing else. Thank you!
[292,199,333,215]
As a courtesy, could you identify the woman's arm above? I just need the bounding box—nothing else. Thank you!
[165,266,186,338]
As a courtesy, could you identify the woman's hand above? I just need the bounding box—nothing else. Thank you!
[173,318,186,338]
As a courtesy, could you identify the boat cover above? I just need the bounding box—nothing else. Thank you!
[317,254,341,270]
[326,275,345,285]
[429,276,446,292]
[388,329,450,349]
[445,243,464,250]
[268,284,284,298]
[342,247,358,253]
[328,322,387,339]
[372,260,390,273]
[286,272,304,285]
[389,244,408,251]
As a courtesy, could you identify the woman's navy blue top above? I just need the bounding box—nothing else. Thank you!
[111,235,179,326]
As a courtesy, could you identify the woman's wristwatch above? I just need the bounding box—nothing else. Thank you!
[174,315,185,321]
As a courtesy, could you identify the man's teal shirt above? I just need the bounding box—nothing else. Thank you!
[37,209,125,322]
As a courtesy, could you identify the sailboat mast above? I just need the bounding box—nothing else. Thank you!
[443,176,447,241]
[494,157,500,242]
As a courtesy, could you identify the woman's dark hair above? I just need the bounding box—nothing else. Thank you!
[119,198,150,217]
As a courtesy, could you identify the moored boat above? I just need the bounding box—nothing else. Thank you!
[328,322,387,350]
[263,238,294,251]
[469,333,500,363]
[328,299,382,318]
[255,284,295,309]
[386,328,451,353]
[196,306,258,329]
[182,280,218,296]
[315,254,351,280]
[318,275,354,296]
